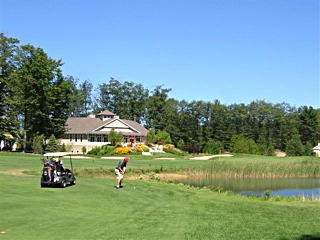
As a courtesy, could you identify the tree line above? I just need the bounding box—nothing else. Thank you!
[1,33,319,155]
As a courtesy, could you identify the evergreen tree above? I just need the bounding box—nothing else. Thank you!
[286,135,305,156]
[32,134,44,154]
[46,134,58,152]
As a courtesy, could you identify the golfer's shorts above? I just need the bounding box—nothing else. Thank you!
[115,168,123,180]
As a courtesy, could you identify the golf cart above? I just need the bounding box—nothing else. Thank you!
[41,152,76,188]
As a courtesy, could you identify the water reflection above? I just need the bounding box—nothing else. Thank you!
[177,177,320,198]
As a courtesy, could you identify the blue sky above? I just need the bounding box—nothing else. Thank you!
[1,0,319,108]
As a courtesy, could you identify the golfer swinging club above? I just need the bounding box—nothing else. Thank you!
[115,157,130,189]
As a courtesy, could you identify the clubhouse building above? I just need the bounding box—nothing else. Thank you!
[60,110,148,153]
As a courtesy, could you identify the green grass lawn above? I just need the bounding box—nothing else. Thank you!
[1,152,320,239]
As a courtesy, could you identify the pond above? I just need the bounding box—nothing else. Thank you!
[176,176,320,198]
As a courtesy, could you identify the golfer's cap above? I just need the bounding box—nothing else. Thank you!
[124,157,130,162]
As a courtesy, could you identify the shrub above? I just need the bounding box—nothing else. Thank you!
[231,135,261,155]
[177,139,185,150]
[87,145,115,156]
[203,140,223,154]
[82,147,87,154]
[136,143,145,152]
[163,144,174,150]
[264,190,271,199]
[101,145,115,155]
[183,142,201,154]
[164,147,187,156]
[87,146,101,155]
[116,147,133,154]
[142,147,149,152]
[155,130,172,144]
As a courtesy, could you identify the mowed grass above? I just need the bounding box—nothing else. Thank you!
[0,152,320,239]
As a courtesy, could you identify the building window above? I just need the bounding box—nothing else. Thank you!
[80,134,83,142]
[69,134,73,142]
[103,135,108,142]
[136,136,141,142]
[96,135,101,142]
[75,134,78,142]
[89,134,95,142]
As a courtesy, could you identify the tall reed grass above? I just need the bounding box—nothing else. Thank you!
[76,159,319,179]
[187,160,320,178]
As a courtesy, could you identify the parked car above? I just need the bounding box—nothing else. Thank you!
[41,152,76,188]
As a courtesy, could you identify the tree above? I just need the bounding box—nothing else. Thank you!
[155,130,172,145]
[0,34,20,144]
[248,139,260,155]
[230,135,250,153]
[203,139,223,154]
[66,77,94,117]
[97,78,148,122]
[177,139,185,150]
[146,129,156,144]
[46,134,58,152]
[60,143,67,152]
[304,142,314,156]
[79,80,93,116]
[286,135,304,156]
[299,106,319,146]
[144,85,171,130]
[162,98,182,145]
[208,101,230,149]
[175,100,206,150]
[32,134,44,154]
[108,128,124,146]
[10,43,72,150]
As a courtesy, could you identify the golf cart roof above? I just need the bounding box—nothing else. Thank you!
[43,152,71,157]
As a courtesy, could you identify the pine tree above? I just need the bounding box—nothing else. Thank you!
[46,134,57,152]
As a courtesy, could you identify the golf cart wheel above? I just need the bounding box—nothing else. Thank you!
[70,178,76,185]
[61,179,66,188]
[41,177,46,188]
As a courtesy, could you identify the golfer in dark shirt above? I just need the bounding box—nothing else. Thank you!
[115,157,130,189]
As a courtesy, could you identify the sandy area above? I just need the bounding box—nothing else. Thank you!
[190,154,233,160]
[275,150,287,157]
[155,173,188,180]
[126,173,187,181]
[67,156,92,159]
[101,156,126,160]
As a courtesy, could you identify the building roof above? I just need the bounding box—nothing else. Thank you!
[65,115,148,136]
[65,117,105,133]
[96,110,116,116]
[313,143,320,151]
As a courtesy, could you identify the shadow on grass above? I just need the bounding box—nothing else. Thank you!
[298,235,320,240]
[282,234,320,240]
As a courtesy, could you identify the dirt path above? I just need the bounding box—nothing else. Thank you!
[0,169,31,176]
